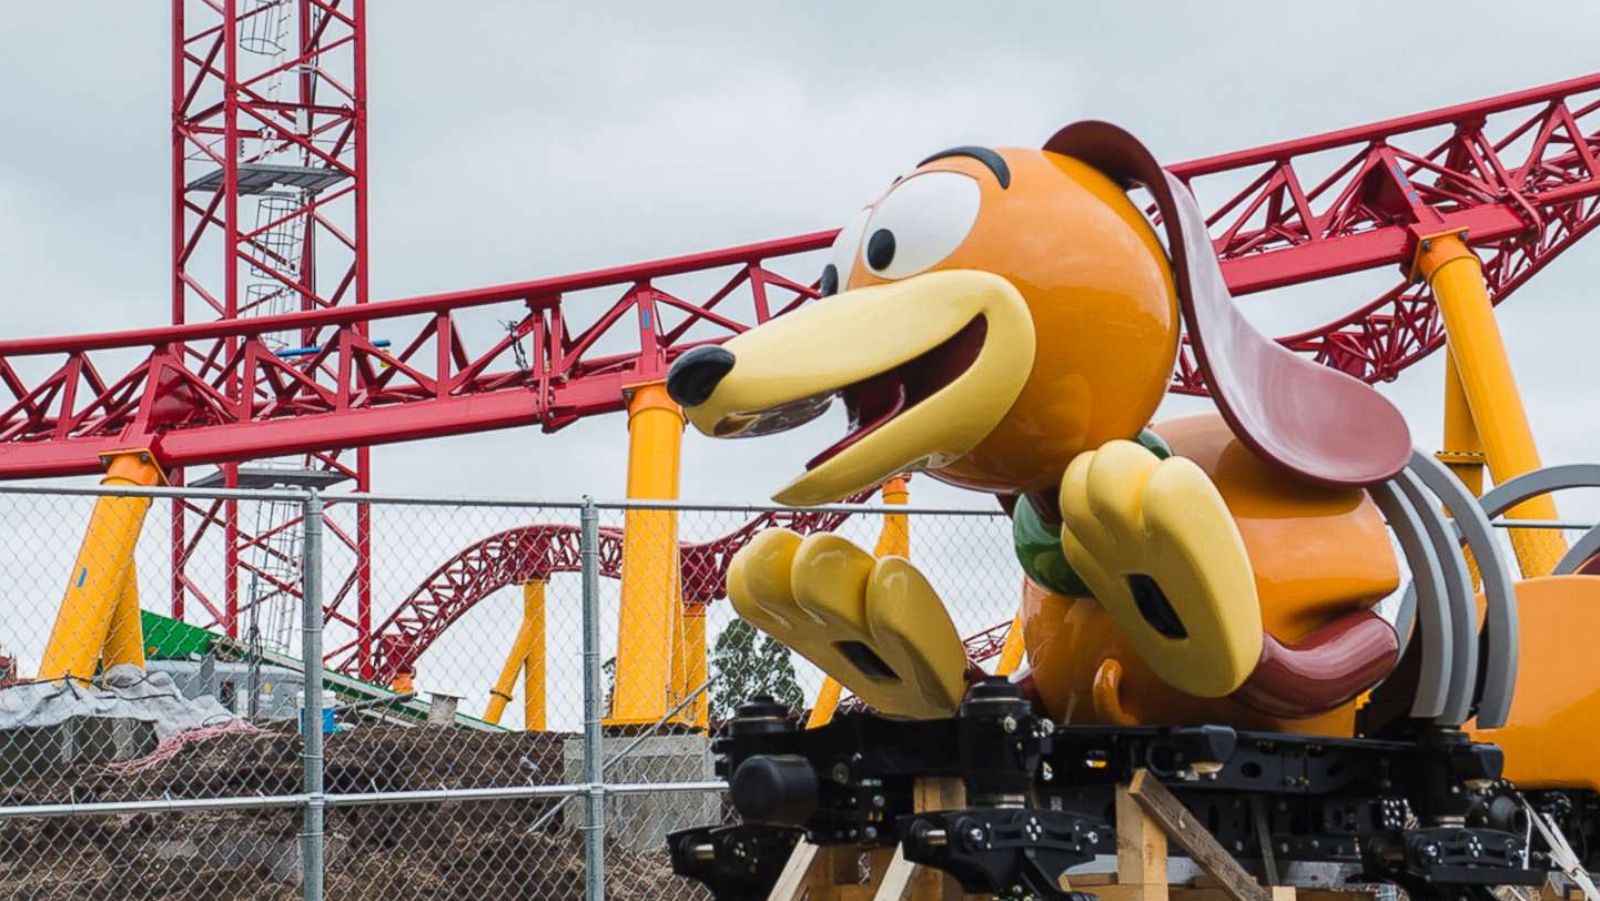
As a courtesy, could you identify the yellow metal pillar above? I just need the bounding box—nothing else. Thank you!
[805,680,843,729]
[100,559,147,671]
[39,451,163,682]
[1438,355,1486,497]
[669,580,689,723]
[1439,356,1486,586]
[521,580,547,731]
[1416,233,1565,577]
[680,602,708,730]
[873,475,910,558]
[807,476,911,728]
[483,579,547,729]
[608,381,686,728]
[994,612,1026,677]
[483,624,530,725]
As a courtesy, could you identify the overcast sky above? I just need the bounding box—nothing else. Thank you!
[3,3,1598,509]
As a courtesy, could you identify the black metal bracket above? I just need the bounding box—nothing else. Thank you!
[899,807,1104,901]
[1363,825,1542,897]
[667,823,803,901]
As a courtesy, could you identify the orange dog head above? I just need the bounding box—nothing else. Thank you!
[668,126,1409,505]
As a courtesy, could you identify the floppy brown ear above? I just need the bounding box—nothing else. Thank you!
[1043,121,1409,488]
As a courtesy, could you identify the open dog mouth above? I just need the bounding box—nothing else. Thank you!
[707,315,991,459]
[800,316,989,470]
[673,270,1035,506]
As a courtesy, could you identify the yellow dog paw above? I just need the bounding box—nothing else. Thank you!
[1058,440,1262,698]
[727,528,968,719]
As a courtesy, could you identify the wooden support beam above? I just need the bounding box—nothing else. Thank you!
[769,777,970,901]
[1127,769,1271,901]
[1116,778,1171,901]
[768,839,822,901]
[872,846,920,901]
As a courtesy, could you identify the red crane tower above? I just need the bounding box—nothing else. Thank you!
[169,0,373,672]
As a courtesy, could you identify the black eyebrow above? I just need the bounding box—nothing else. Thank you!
[916,146,1011,189]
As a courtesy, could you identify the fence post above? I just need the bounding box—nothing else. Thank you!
[580,496,606,901]
[302,489,326,901]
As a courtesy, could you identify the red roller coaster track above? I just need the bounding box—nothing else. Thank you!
[1,74,1597,482]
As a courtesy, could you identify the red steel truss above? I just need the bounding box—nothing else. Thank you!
[0,233,827,479]
[166,0,372,665]
[339,497,869,681]
[962,619,1015,665]
[3,74,1598,485]
[1168,72,1600,392]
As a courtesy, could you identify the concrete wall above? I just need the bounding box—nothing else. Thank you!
[0,716,157,786]
[563,734,719,851]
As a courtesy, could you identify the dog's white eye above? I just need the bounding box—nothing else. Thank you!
[861,171,981,280]
[820,207,870,297]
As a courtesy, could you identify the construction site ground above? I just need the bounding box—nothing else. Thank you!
[0,723,695,900]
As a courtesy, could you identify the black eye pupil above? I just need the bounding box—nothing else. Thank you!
[866,229,896,271]
[819,264,839,297]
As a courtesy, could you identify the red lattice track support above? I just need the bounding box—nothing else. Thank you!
[0,232,832,479]
[1167,72,1600,391]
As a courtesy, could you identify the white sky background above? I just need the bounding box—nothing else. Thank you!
[1,3,1598,728]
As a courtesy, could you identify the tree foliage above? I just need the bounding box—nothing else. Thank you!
[710,618,805,721]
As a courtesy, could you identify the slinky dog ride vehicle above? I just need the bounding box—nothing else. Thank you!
[661,123,1600,901]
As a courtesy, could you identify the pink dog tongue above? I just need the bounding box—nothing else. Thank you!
[806,374,906,471]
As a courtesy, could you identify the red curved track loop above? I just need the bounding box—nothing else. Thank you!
[335,494,871,682]
[0,75,1597,478]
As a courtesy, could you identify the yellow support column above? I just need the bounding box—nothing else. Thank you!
[483,630,529,725]
[669,576,689,724]
[808,476,910,729]
[100,559,147,671]
[805,680,843,729]
[681,601,708,730]
[1438,354,1486,497]
[39,451,163,682]
[1416,233,1565,577]
[873,475,910,558]
[522,580,547,731]
[608,381,686,728]
[1439,356,1486,587]
[482,580,547,730]
[994,612,1026,677]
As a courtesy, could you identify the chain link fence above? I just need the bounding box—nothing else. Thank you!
[0,484,1019,899]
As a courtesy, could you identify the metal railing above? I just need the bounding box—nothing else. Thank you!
[0,482,1014,900]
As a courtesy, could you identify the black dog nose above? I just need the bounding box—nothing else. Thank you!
[666,345,735,407]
